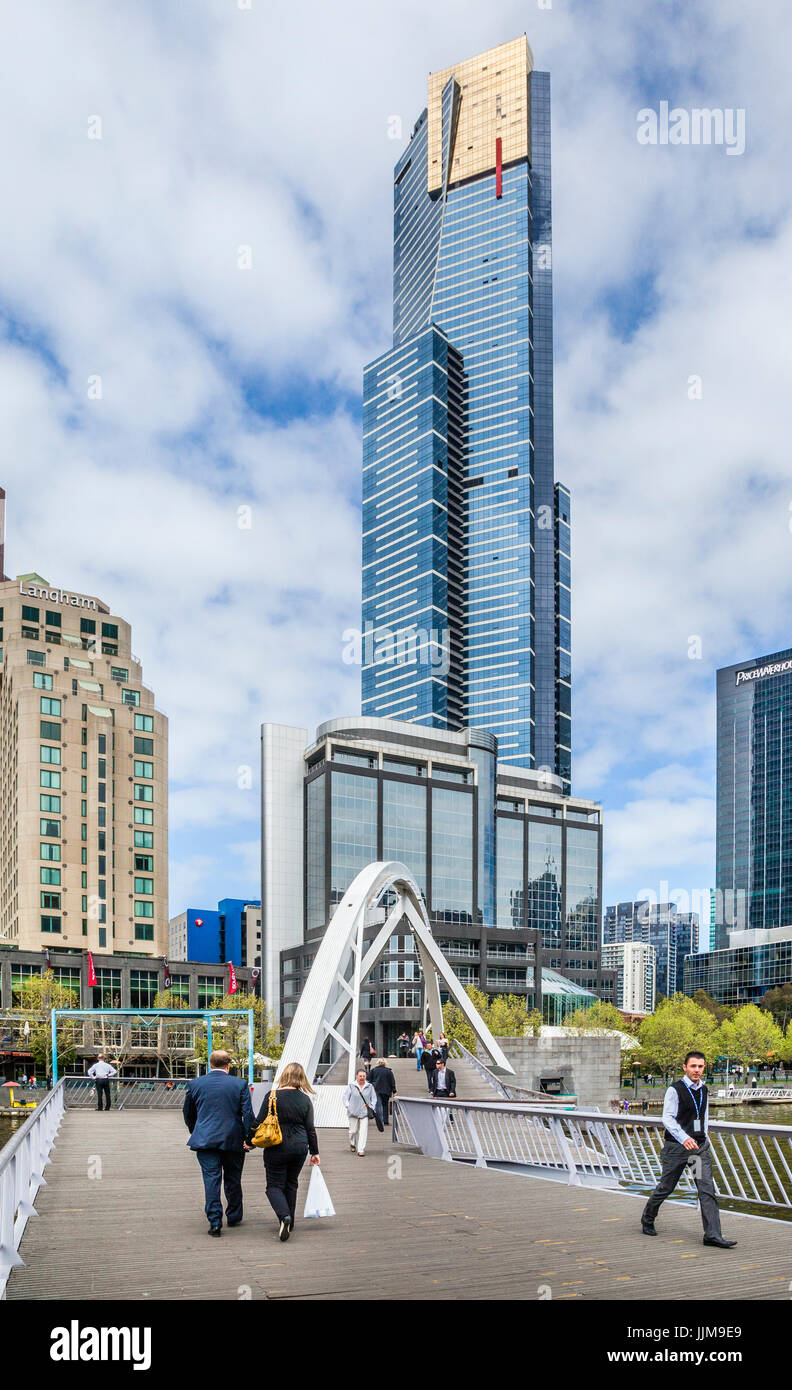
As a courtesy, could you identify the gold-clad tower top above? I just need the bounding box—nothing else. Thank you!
[427,35,534,194]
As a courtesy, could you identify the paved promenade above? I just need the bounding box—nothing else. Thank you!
[7,1106,790,1301]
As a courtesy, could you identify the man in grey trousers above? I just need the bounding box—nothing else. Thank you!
[641,1050,736,1247]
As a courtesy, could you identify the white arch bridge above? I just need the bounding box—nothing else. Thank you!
[273,860,514,1124]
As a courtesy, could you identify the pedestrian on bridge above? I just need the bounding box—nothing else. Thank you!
[183,1049,254,1237]
[641,1051,737,1249]
[253,1062,320,1242]
[421,1046,439,1093]
[413,1030,426,1071]
[369,1057,397,1125]
[343,1068,378,1155]
[87,1055,117,1111]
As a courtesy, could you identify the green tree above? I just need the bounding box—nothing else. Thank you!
[525,1007,543,1037]
[758,983,792,1031]
[564,1000,626,1034]
[716,1004,783,1072]
[692,989,735,1026]
[192,992,283,1071]
[12,971,81,1074]
[637,994,717,1081]
[151,989,190,1076]
[440,1002,476,1053]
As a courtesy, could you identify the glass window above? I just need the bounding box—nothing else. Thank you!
[110,666,129,682]
[40,720,61,740]
[134,901,154,916]
[40,697,61,716]
[134,737,153,756]
[433,765,470,784]
[134,855,154,872]
[80,618,96,634]
[306,774,326,931]
[40,769,61,788]
[332,748,377,768]
[134,878,154,894]
[34,672,53,690]
[330,771,377,908]
[431,787,473,921]
[27,650,45,666]
[496,815,524,929]
[45,610,61,628]
[93,968,121,1009]
[565,826,599,952]
[197,975,223,1008]
[40,794,61,812]
[134,830,154,848]
[130,969,158,1007]
[134,784,153,801]
[134,760,154,778]
[41,892,61,909]
[382,778,426,893]
[134,714,154,732]
[122,689,140,707]
[169,975,190,1002]
[40,916,62,933]
[527,820,563,950]
[40,745,61,764]
[40,819,61,837]
[40,867,61,884]
[382,757,425,776]
[102,623,118,640]
[134,807,154,825]
[40,842,61,861]
[22,604,39,622]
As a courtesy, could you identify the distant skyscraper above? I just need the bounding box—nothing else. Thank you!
[604,901,699,999]
[361,36,571,789]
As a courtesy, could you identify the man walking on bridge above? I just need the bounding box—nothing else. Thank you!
[641,1051,736,1248]
[183,1050,254,1236]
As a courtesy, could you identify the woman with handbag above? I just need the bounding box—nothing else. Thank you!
[251,1061,319,1242]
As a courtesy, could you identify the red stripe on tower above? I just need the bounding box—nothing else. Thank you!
[495,136,503,199]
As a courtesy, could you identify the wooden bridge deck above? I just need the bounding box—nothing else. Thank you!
[6,1106,791,1301]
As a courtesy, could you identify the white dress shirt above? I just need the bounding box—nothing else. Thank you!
[662,1077,707,1144]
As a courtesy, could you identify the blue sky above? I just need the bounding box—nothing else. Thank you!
[1,1,791,947]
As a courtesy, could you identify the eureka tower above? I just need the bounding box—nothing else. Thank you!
[361,36,571,789]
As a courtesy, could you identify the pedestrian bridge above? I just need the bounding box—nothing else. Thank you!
[2,1056,792,1302]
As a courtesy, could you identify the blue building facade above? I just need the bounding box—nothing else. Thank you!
[171,899,261,970]
[361,38,571,790]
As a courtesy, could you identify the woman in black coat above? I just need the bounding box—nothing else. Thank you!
[253,1061,320,1242]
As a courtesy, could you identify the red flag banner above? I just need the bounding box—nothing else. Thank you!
[228,961,238,995]
[163,956,171,988]
[87,951,97,988]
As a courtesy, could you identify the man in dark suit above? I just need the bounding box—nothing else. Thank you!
[421,1045,439,1093]
[369,1057,397,1125]
[429,1058,457,1098]
[183,1050,254,1236]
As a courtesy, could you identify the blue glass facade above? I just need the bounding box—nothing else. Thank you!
[178,898,260,969]
[715,648,792,942]
[362,49,571,790]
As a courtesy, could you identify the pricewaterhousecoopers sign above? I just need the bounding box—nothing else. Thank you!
[735,658,792,686]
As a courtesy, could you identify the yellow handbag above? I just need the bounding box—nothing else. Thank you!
[251,1087,282,1149]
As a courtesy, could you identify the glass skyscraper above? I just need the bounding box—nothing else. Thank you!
[362,37,571,790]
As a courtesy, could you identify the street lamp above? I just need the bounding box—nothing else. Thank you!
[632,1060,641,1100]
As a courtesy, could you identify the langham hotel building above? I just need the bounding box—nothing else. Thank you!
[0,514,167,959]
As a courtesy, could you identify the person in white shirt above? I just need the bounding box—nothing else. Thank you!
[87,1054,117,1111]
[343,1069,377,1156]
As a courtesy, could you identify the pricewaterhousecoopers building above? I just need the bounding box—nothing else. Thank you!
[260,39,616,1051]
[361,34,571,790]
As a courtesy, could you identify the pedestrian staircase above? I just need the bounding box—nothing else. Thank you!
[384,1054,496,1102]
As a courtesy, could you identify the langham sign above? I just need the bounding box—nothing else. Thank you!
[19,580,98,612]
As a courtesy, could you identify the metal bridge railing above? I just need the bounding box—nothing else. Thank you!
[391,1096,792,1216]
[63,1076,190,1108]
[0,1080,65,1296]
[448,1037,575,1105]
[715,1087,792,1101]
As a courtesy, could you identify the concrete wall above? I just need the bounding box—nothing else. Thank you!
[488,1034,621,1109]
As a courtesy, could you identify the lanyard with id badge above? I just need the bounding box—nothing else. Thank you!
[688,1084,705,1137]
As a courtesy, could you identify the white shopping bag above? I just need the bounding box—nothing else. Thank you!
[303,1164,335,1219]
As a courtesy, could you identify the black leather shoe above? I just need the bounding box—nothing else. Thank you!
[227,1219,242,1228]
[208,1226,222,1237]
[278,1219,290,1242]
[703,1236,737,1248]
[641,1222,657,1236]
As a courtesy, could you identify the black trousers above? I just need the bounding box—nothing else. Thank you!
[263,1148,308,1225]
[376,1092,391,1124]
[95,1079,111,1111]
[195,1148,245,1227]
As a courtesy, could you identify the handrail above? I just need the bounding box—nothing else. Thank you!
[449,1036,574,1105]
[63,1076,189,1109]
[392,1095,792,1215]
[0,1080,65,1295]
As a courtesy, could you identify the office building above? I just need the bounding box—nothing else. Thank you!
[601,940,656,1015]
[262,716,609,1052]
[168,898,261,971]
[361,36,571,789]
[690,648,792,1003]
[603,901,699,999]
[0,511,168,958]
